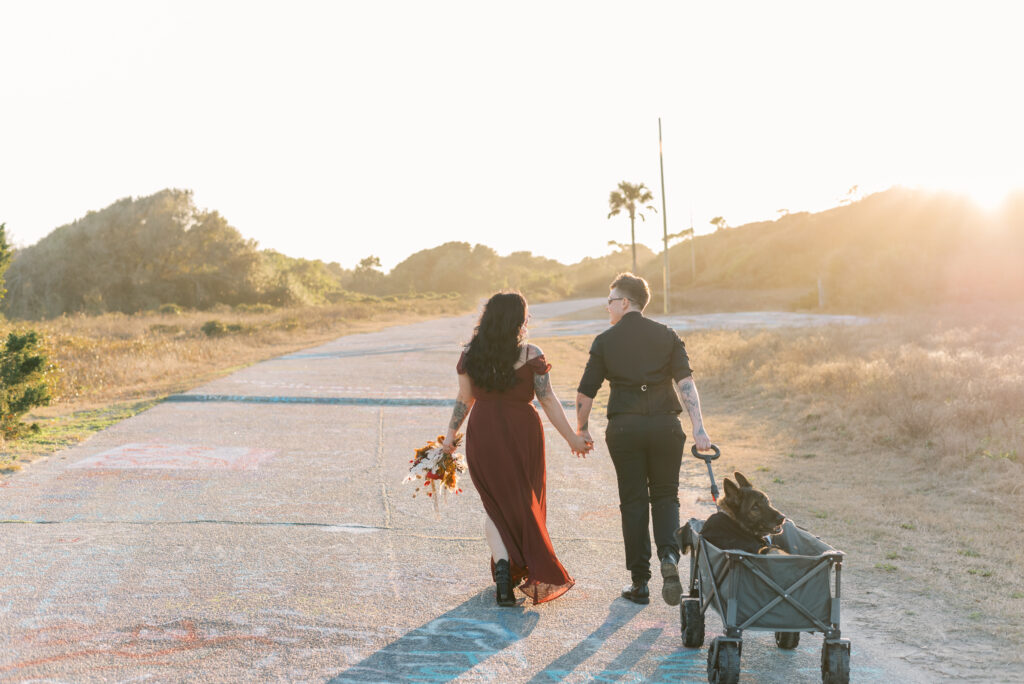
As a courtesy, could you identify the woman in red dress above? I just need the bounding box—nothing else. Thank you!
[443,292,592,606]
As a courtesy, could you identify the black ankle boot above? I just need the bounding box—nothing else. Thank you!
[621,580,650,605]
[495,559,516,607]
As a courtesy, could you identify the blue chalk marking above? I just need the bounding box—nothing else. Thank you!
[166,394,452,407]
[165,394,575,409]
[278,345,440,360]
[331,608,539,682]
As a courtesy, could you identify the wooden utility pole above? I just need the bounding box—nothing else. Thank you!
[658,118,670,314]
[690,208,696,283]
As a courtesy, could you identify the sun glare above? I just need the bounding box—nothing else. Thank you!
[943,179,1020,212]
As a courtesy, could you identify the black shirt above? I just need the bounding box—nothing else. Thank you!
[577,311,693,417]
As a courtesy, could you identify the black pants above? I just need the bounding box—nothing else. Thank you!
[605,413,686,583]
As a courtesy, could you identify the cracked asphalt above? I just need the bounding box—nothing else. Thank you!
[0,299,928,682]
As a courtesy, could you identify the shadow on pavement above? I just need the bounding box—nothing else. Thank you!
[329,589,540,683]
[595,627,664,681]
[526,600,645,683]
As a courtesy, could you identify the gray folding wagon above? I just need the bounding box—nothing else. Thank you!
[677,517,851,684]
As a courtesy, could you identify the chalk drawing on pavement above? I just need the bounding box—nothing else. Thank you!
[330,593,540,682]
[68,443,276,471]
[1,618,276,674]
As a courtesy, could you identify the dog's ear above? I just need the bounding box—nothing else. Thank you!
[734,472,752,489]
[723,477,739,500]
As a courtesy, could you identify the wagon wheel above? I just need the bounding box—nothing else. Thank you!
[775,631,800,649]
[821,641,851,684]
[680,598,704,647]
[706,637,740,684]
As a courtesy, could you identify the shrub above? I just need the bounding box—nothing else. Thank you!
[234,303,274,314]
[200,320,250,336]
[0,331,52,441]
[201,320,228,337]
[159,303,183,315]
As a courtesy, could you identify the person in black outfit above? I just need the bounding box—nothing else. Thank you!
[576,273,712,605]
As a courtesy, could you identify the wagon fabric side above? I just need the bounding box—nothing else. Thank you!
[693,519,843,633]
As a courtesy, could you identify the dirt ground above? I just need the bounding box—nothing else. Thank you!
[535,322,1024,682]
[699,406,1020,681]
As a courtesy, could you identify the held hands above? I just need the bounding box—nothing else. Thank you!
[569,429,594,458]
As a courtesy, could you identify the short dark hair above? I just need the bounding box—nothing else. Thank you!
[610,272,650,310]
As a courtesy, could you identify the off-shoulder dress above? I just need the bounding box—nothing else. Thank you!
[457,350,575,604]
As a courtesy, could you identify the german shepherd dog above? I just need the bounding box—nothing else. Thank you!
[698,472,787,554]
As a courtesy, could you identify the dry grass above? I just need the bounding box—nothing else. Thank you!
[535,307,1024,663]
[5,299,465,409]
[0,298,468,469]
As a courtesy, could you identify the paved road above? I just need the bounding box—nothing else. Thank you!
[0,300,926,682]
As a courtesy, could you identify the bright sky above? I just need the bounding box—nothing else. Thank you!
[2,1,1022,270]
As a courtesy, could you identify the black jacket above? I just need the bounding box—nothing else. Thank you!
[577,311,693,418]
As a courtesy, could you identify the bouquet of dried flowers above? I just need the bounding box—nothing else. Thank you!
[404,433,466,515]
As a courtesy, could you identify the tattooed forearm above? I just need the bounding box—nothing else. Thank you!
[534,373,552,400]
[678,377,704,429]
[575,392,593,432]
[448,400,469,431]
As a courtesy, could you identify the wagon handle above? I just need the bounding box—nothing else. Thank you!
[691,444,722,502]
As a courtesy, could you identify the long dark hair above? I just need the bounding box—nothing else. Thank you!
[464,292,527,392]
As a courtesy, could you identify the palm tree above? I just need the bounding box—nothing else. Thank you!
[607,181,656,273]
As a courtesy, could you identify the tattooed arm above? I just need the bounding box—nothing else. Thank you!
[443,371,475,453]
[531,347,592,456]
[676,375,711,450]
[575,393,594,446]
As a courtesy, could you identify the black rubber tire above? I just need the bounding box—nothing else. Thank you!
[706,638,741,684]
[681,598,704,647]
[775,631,800,649]
[821,642,851,684]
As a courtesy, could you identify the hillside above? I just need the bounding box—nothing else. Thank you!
[635,187,1024,311]
[1,190,352,319]
[3,187,1021,319]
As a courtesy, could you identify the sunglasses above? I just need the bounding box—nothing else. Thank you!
[607,297,628,305]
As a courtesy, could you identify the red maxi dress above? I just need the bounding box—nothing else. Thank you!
[457,351,575,604]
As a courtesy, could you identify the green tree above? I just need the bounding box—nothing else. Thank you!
[607,181,656,273]
[0,222,11,305]
[0,225,52,443]
[172,209,261,308]
[0,190,268,317]
[0,224,48,444]
[349,255,385,293]
[0,331,52,442]
[257,250,340,305]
